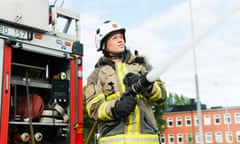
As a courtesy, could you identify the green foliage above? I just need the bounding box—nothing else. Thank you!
[153,101,168,132]
[167,92,191,105]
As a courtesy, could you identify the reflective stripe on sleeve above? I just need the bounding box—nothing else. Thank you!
[149,82,161,101]
[98,102,113,121]
[106,92,121,100]
[86,93,105,116]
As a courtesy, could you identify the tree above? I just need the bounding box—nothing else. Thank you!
[166,92,191,105]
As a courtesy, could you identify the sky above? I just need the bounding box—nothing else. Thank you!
[60,0,240,108]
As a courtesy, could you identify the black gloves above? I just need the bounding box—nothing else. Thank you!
[123,73,140,88]
[112,94,137,118]
[111,72,154,118]
[124,73,153,94]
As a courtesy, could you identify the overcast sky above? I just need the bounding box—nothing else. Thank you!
[61,0,240,108]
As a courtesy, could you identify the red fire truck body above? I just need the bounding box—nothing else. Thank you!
[0,0,83,143]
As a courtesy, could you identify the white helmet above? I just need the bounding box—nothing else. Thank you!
[95,20,126,51]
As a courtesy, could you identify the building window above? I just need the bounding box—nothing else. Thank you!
[236,131,240,143]
[195,133,200,143]
[205,132,212,143]
[177,134,183,144]
[204,115,211,125]
[168,134,174,144]
[185,116,192,126]
[234,113,240,124]
[186,133,193,143]
[215,132,223,143]
[214,114,221,125]
[167,118,173,127]
[161,134,165,144]
[194,115,199,126]
[176,117,182,127]
[226,131,233,143]
[224,113,231,125]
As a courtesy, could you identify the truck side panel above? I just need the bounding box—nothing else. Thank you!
[0,39,4,119]
[0,0,49,32]
[0,42,12,144]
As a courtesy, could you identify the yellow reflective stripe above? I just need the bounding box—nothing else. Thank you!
[149,82,161,101]
[127,111,134,134]
[122,63,128,77]
[86,93,105,115]
[135,106,140,133]
[116,63,128,92]
[127,106,140,134]
[99,134,159,144]
[98,102,112,120]
[106,92,121,100]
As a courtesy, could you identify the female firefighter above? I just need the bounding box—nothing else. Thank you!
[85,20,167,144]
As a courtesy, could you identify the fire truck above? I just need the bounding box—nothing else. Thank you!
[0,0,83,143]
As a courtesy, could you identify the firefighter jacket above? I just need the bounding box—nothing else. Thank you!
[86,50,167,144]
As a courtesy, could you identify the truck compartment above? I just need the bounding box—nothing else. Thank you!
[9,48,71,144]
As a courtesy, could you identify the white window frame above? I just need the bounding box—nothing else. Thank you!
[234,113,240,124]
[215,132,223,143]
[185,116,192,126]
[226,131,233,143]
[177,133,183,144]
[167,117,173,127]
[160,134,166,144]
[236,131,240,143]
[214,114,221,125]
[204,115,211,125]
[168,134,174,144]
[205,132,213,143]
[195,133,200,144]
[186,133,193,143]
[176,117,182,127]
[194,115,199,126]
[224,113,231,125]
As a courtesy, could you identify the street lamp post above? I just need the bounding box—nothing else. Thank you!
[189,0,204,144]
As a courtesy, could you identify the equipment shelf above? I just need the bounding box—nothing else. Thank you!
[9,121,68,126]
[11,76,51,89]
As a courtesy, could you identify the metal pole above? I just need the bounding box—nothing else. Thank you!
[189,0,204,143]
[215,82,231,143]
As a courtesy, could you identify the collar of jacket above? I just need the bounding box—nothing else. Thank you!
[94,50,135,68]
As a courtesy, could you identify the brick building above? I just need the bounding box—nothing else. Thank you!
[161,104,240,144]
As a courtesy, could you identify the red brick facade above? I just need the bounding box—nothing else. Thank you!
[161,106,240,144]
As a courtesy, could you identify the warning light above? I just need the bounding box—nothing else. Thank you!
[65,41,71,47]
[35,34,43,40]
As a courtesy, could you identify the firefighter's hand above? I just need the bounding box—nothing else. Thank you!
[112,95,137,118]
[123,73,140,86]
[124,73,153,94]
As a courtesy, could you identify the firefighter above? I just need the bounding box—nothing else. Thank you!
[85,20,167,144]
